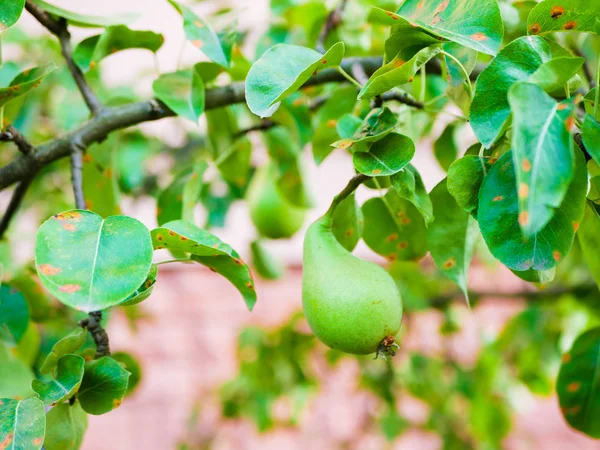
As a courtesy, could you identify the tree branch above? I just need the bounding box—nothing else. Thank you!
[0,175,36,240]
[235,119,276,137]
[70,141,86,209]
[25,1,103,115]
[0,125,35,156]
[81,311,110,358]
[317,0,349,53]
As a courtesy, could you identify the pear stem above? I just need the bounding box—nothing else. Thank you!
[324,173,370,223]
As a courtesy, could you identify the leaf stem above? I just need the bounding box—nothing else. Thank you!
[155,258,192,266]
[440,50,473,98]
[324,173,369,221]
[336,66,364,89]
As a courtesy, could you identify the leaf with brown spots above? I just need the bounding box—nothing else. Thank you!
[478,150,587,271]
[0,63,56,108]
[557,327,600,438]
[0,397,45,450]
[332,193,364,252]
[353,133,415,177]
[528,0,600,35]
[78,356,130,415]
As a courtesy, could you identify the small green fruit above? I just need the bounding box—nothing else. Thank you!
[247,163,306,239]
[302,214,403,355]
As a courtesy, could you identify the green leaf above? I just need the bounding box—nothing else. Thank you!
[433,122,459,171]
[528,0,600,35]
[470,36,553,147]
[332,193,364,252]
[157,162,207,226]
[246,42,345,118]
[362,190,428,262]
[397,0,504,55]
[508,83,577,236]
[578,201,600,289]
[447,156,493,218]
[0,397,45,450]
[557,327,600,438]
[82,138,120,217]
[250,240,284,281]
[582,114,600,167]
[353,133,415,177]
[119,263,157,307]
[441,42,478,88]
[44,402,87,450]
[478,150,587,271]
[0,344,35,399]
[152,66,205,123]
[275,158,314,208]
[216,137,252,190]
[358,46,441,100]
[73,25,164,72]
[0,0,25,32]
[35,210,154,313]
[312,85,358,165]
[40,327,87,375]
[78,356,130,415]
[112,352,142,396]
[168,0,231,68]
[390,164,433,225]
[0,63,56,108]
[0,284,29,345]
[527,57,585,92]
[428,179,478,304]
[32,355,85,406]
[31,0,139,27]
[332,107,397,150]
[151,220,256,310]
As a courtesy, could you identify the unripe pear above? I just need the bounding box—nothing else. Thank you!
[302,214,403,355]
[247,163,306,239]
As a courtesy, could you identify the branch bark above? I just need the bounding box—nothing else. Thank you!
[70,141,86,209]
[81,311,111,358]
[317,0,349,53]
[0,125,35,156]
[0,175,36,240]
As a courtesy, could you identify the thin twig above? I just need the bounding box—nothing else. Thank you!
[234,119,276,137]
[70,141,86,209]
[0,175,36,240]
[0,125,35,156]
[324,173,370,220]
[382,91,424,109]
[81,311,111,358]
[25,1,103,115]
[316,0,349,53]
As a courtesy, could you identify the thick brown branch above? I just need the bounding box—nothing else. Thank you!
[25,1,103,115]
[0,125,35,156]
[81,311,110,358]
[0,175,36,240]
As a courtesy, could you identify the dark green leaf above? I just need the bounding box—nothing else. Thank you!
[527,57,585,92]
[151,220,256,310]
[447,155,493,218]
[168,0,231,68]
[508,83,577,236]
[31,0,138,27]
[119,263,158,307]
[250,240,284,281]
[332,107,397,150]
[427,179,478,303]
[44,402,87,450]
[433,122,459,171]
[582,114,600,167]
[246,42,345,118]
[441,42,478,87]
[390,164,433,225]
[40,327,87,374]
[332,193,364,252]
[353,133,415,177]
[112,352,142,396]
[0,397,45,450]
[32,355,85,406]
[478,150,587,271]
[527,0,600,35]
[0,63,56,108]
[578,201,600,289]
[397,0,504,55]
[78,356,130,415]
[0,284,29,345]
[152,66,205,123]
[0,0,25,31]
[557,327,600,438]
[35,210,154,312]
[73,25,164,72]
[362,190,428,262]
[358,46,440,100]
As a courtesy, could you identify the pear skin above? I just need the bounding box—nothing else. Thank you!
[302,215,403,355]
[247,163,306,239]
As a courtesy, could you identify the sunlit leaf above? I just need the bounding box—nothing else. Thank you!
[0,0,25,32]
[527,0,600,35]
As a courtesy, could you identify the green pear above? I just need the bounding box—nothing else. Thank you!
[302,213,403,355]
[247,163,306,239]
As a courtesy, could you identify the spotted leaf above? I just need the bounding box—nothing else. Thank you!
[332,107,397,150]
[32,355,85,406]
[353,133,415,177]
[528,0,600,35]
[390,164,433,225]
[0,63,56,108]
[82,137,121,218]
[557,327,600,438]
[478,150,587,271]
[35,210,154,313]
[151,220,256,311]
[119,263,158,307]
[508,83,577,236]
[0,0,25,32]
[246,42,345,118]
[0,397,45,450]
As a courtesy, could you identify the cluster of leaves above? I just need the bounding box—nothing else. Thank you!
[1,0,600,448]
